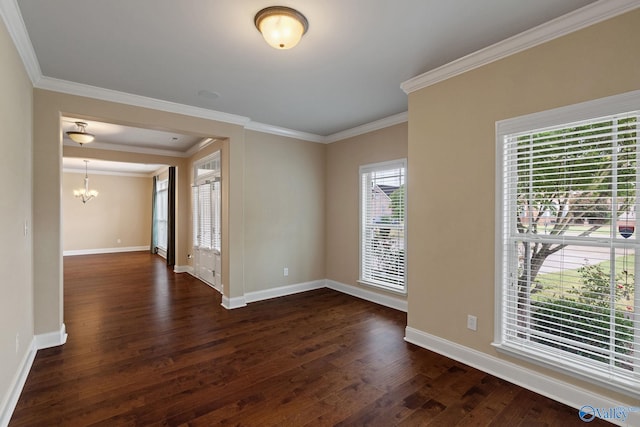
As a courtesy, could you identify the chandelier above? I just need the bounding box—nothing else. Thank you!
[74,160,99,203]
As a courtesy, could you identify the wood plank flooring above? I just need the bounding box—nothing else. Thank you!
[10,252,609,426]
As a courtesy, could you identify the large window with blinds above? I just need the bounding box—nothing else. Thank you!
[359,159,407,293]
[495,91,640,395]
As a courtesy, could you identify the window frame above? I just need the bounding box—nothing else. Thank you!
[358,159,408,294]
[155,178,169,252]
[193,152,221,253]
[494,90,640,397]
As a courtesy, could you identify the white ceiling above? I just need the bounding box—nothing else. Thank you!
[15,0,600,141]
[62,116,206,154]
[11,0,637,173]
[62,157,166,176]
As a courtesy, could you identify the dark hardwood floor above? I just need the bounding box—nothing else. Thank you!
[10,252,609,426]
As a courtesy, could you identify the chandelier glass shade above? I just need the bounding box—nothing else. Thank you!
[67,121,95,145]
[74,160,99,204]
[254,6,308,50]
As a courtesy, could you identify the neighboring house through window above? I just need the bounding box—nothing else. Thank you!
[495,90,640,396]
[359,159,407,293]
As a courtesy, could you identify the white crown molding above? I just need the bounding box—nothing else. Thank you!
[62,167,155,178]
[6,0,637,148]
[0,0,41,83]
[37,76,251,126]
[0,0,401,146]
[63,140,188,158]
[245,121,326,143]
[185,138,217,158]
[401,0,640,94]
[325,112,408,144]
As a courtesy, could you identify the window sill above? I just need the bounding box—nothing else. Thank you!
[492,341,640,399]
[357,279,407,296]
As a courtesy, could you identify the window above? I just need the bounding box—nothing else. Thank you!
[193,152,221,252]
[155,179,168,251]
[359,159,407,293]
[496,91,640,395]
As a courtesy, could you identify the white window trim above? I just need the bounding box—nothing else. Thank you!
[359,158,408,295]
[155,179,169,251]
[193,152,221,253]
[494,89,640,397]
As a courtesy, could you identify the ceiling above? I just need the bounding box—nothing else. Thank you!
[14,0,600,142]
[62,157,166,177]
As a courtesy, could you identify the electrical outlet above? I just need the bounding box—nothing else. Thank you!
[283,267,289,276]
[117,238,121,244]
[15,333,19,353]
[467,315,477,331]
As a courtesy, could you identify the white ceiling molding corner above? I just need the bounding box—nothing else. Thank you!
[63,167,153,178]
[325,112,408,144]
[0,0,41,83]
[62,140,188,158]
[401,0,640,94]
[245,121,326,143]
[184,137,217,158]
[37,76,251,127]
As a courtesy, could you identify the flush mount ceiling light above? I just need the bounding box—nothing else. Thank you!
[254,6,308,50]
[66,121,95,145]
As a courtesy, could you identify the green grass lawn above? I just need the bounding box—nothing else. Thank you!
[533,254,635,311]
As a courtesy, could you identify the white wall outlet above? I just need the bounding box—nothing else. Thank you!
[117,238,122,244]
[283,267,289,276]
[467,315,478,331]
[23,219,28,237]
[15,332,19,353]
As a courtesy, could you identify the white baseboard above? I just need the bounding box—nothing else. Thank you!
[221,295,247,310]
[245,280,325,304]
[35,323,67,350]
[0,324,67,427]
[404,326,637,427]
[173,265,193,274]
[219,279,407,312]
[326,279,408,312]
[0,339,37,427]
[63,246,150,256]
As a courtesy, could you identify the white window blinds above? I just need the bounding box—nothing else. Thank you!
[359,160,407,293]
[198,182,212,249]
[497,101,640,395]
[193,151,221,252]
[155,179,168,250]
[212,179,221,252]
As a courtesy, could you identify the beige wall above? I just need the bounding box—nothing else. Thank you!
[0,17,34,416]
[325,123,408,297]
[62,172,152,251]
[187,138,227,288]
[34,90,247,334]
[407,10,640,403]
[244,131,326,293]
